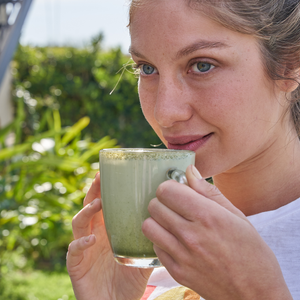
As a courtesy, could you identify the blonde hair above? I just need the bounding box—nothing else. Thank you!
[128,0,300,136]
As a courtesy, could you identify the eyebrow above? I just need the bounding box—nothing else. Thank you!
[129,40,230,60]
[128,47,146,59]
[176,40,230,59]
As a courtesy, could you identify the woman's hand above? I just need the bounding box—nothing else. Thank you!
[66,173,153,300]
[142,165,292,300]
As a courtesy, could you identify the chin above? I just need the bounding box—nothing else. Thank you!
[194,159,225,179]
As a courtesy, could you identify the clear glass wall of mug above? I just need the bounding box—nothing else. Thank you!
[99,148,195,268]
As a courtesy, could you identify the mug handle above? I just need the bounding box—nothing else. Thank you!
[166,168,188,185]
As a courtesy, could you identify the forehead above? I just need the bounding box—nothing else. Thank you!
[129,0,245,57]
[130,0,211,37]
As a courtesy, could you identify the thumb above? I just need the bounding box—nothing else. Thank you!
[186,165,246,218]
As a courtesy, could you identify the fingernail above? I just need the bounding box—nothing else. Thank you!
[85,235,91,243]
[192,165,202,180]
[90,198,99,206]
[95,171,100,178]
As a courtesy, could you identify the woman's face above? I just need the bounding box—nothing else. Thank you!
[130,0,289,178]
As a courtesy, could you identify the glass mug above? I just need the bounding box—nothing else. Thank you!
[99,148,195,268]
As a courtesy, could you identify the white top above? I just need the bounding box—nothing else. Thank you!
[142,197,300,300]
[248,197,300,299]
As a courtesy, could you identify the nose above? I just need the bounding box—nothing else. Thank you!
[154,75,193,128]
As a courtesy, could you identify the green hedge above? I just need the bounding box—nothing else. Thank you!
[0,35,164,277]
[12,35,162,148]
[0,98,118,274]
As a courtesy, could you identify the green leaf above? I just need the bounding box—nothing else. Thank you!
[0,120,18,143]
[53,109,62,153]
[61,117,90,146]
[53,110,61,132]
[0,143,31,161]
[37,156,89,172]
[80,136,118,162]
[25,128,67,144]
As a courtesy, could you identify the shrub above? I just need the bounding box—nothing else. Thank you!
[0,99,117,274]
[11,34,162,148]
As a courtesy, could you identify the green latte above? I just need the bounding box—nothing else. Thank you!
[100,149,195,259]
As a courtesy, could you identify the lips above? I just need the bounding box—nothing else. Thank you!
[166,133,213,151]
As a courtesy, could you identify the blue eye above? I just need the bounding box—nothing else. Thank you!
[191,62,214,73]
[141,64,156,75]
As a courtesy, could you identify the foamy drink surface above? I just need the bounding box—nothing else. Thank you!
[100,149,195,259]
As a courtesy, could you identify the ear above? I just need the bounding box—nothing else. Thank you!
[276,67,300,93]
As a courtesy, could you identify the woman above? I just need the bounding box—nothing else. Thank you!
[66,0,300,299]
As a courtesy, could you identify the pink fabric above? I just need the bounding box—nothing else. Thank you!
[141,285,157,300]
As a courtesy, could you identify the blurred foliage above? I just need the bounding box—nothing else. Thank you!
[11,34,162,147]
[0,97,117,277]
[0,35,163,289]
[0,269,75,300]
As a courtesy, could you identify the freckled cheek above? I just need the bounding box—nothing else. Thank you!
[193,84,251,134]
[139,77,160,105]
[188,81,237,117]
[138,86,160,128]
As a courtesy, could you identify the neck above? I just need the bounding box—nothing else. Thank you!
[213,133,300,216]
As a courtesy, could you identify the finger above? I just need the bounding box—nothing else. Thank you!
[156,180,209,221]
[186,165,246,218]
[72,198,101,239]
[147,194,220,255]
[156,166,246,220]
[83,172,100,207]
[66,234,96,269]
[142,216,184,262]
[153,245,177,269]
[148,197,188,237]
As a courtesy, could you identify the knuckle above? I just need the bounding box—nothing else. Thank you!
[72,213,89,232]
[83,180,101,207]
[83,195,91,207]
[181,231,200,253]
[148,198,155,210]
[170,264,186,285]
[67,240,75,254]
[156,182,167,198]
[156,180,175,198]
[147,198,159,213]
[207,183,222,197]
[141,218,150,235]
[71,214,78,229]
[197,208,216,229]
